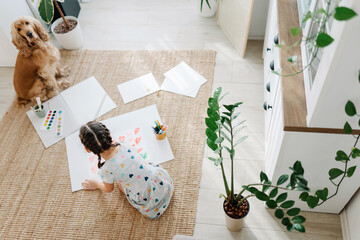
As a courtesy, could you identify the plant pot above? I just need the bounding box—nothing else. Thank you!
[51,16,83,50]
[199,0,217,17]
[223,196,250,231]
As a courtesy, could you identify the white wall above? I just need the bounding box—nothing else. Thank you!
[0,0,34,67]
[248,0,269,39]
[341,189,360,240]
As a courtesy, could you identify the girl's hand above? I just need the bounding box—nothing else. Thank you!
[82,179,99,190]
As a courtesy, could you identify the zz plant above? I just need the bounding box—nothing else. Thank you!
[206,84,360,233]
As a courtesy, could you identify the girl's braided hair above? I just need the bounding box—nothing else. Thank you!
[79,121,120,169]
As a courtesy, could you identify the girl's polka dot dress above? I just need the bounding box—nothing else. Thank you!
[98,142,173,219]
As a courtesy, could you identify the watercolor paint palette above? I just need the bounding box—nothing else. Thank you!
[56,110,63,137]
[41,110,57,130]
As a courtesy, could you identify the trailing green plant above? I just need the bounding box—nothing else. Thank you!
[200,0,214,12]
[206,84,360,233]
[273,1,357,77]
[34,0,70,28]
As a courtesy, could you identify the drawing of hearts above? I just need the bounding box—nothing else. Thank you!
[127,138,133,143]
[135,137,142,145]
[119,136,125,142]
[144,177,149,181]
[139,165,143,169]
[137,147,143,153]
[160,181,163,185]
[88,155,95,163]
[155,199,159,202]
[146,209,149,213]
[121,164,125,168]
[134,127,140,135]
[91,166,97,174]
[154,180,157,183]
[137,175,141,179]
[129,174,134,178]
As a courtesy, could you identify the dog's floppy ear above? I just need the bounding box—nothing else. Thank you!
[32,17,49,42]
[10,22,32,57]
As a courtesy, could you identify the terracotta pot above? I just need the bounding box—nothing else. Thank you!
[223,196,250,232]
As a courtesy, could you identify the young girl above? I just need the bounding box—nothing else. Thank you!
[79,121,173,219]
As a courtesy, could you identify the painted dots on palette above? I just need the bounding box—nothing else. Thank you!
[41,110,56,131]
[56,110,63,137]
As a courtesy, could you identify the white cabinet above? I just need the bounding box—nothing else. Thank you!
[263,0,360,213]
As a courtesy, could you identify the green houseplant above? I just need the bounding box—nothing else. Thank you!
[200,0,217,17]
[36,0,83,49]
[206,86,360,232]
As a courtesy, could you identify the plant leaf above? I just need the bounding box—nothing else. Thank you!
[334,7,358,21]
[224,146,231,154]
[329,168,345,180]
[302,11,312,23]
[299,192,309,201]
[219,92,229,102]
[290,27,301,37]
[294,223,306,233]
[352,148,360,158]
[276,193,288,203]
[262,180,272,192]
[335,150,350,161]
[269,187,278,198]
[206,128,217,141]
[277,174,289,185]
[38,0,54,23]
[208,98,218,111]
[281,217,290,226]
[275,209,284,219]
[287,208,301,216]
[345,101,357,116]
[347,166,356,177]
[220,131,231,143]
[307,195,319,208]
[206,139,217,151]
[315,188,328,201]
[280,200,295,209]
[207,108,220,120]
[266,200,277,209]
[255,191,269,201]
[292,215,306,224]
[214,146,223,154]
[234,135,248,147]
[292,161,304,175]
[205,118,218,131]
[214,137,224,144]
[232,112,241,120]
[213,87,222,100]
[287,223,295,232]
[260,171,269,182]
[223,104,235,112]
[344,122,352,134]
[316,33,334,48]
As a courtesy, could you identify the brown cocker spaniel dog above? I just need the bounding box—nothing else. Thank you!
[11,16,71,107]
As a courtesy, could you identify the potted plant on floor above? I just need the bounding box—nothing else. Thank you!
[199,0,217,17]
[37,0,83,49]
[206,86,360,232]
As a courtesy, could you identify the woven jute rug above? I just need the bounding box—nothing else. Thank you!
[0,50,215,239]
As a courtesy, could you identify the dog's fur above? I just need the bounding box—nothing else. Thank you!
[11,16,71,107]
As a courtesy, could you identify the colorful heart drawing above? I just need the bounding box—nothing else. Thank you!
[153,187,156,191]
[121,173,125,177]
[155,199,159,202]
[160,181,163,185]
[121,164,125,168]
[134,127,140,135]
[137,147,143,153]
[129,174,134,178]
[131,156,134,159]
[154,180,157,183]
[144,177,149,181]
[146,209,149,213]
[137,175,141,179]
[143,198,147,201]
[91,166,97,174]
[119,136,125,142]
[135,137,142,145]
[140,152,147,159]
[127,138,133,143]
[88,155,95,163]
[128,149,131,153]
[139,165,143,169]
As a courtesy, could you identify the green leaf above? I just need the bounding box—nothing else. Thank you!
[287,224,295,232]
[266,200,277,209]
[38,0,54,23]
[206,128,217,141]
[344,122,353,134]
[334,7,357,21]
[299,192,309,201]
[221,131,231,143]
[294,223,306,233]
[206,139,217,151]
[287,173,296,189]
[281,217,290,226]
[230,149,235,159]
[275,209,284,219]
[222,112,232,117]
[358,70,360,84]
[315,188,328,201]
[286,55,298,63]
[242,185,259,195]
[352,148,360,158]
[345,101,357,116]
[208,157,216,162]
[293,161,304,175]
[205,118,218,131]
[269,187,278,198]
[329,168,345,180]
[214,157,223,166]
[292,215,306,224]
[213,87,222,100]
[208,98,218,111]
[316,33,334,48]
[255,191,269,201]
[223,104,235,112]
[262,180,272,192]
[214,137,224,144]
[260,171,269,182]
[224,146,231,154]
[207,108,219,120]
[290,27,301,37]
[276,193,288,203]
[280,200,295,209]
[287,208,300,216]
[234,135,248,147]
[302,11,312,23]
[277,174,289,185]
[214,146,223,154]
[233,102,243,108]
[347,166,356,177]
[232,112,240,120]
[335,150,350,161]
[219,92,229,102]
[307,195,319,208]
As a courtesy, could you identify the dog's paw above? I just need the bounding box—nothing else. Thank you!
[59,80,71,90]
[56,66,72,78]
[46,89,59,99]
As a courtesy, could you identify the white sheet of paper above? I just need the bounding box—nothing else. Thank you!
[26,76,117,148]
[65,104,174,192]
[117,73,160,104]
[160,61,207,96]
[61,76,117,125]
[160,77,200,98]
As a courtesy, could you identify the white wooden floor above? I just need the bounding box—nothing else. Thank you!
[0,0,342,239]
